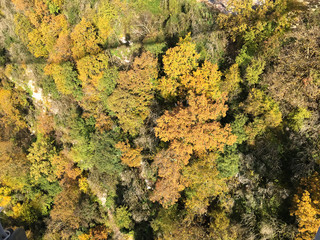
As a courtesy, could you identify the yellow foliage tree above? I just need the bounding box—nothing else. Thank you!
[217,0,291,41]
[157,34,200,98]
[181,61,223,100]
[14,13,33,45]
[0,186,11,208]
[94,1,117,41]
[28,14,68,58]
[163,34,199,80]
[292,173,320,240]
[77,53,109,88]
[208,208,238,240]
[0,140,29,190]
[221,63,242,98]
[70,18,102,59]
[27,135,58,183]
[293,191,320,240]
[108,52,157,136]
[76,53,110,113]
[0,88,28,130]
[158,34,227,101]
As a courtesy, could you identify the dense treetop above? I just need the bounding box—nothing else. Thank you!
[0,0,319,239]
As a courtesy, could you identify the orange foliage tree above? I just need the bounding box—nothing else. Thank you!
[48,30,72,63]
[36,110,55,135]
[51,152,81,181]
[155,93,236,155]
[95,114,113,133]
[46,180,82,239]
[116,141,143,168]
[11,0,33,11]
[151,34,237,208]
[150,146,189,208]
[152,94,235,207]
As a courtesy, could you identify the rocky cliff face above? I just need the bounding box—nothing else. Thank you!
[196,0,230,13]
[197,0,263,13]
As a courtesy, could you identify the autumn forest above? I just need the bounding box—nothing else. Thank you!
[0,0,320,239]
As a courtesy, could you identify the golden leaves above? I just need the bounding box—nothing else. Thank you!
[70,18,102,60]
[116,141,142,168]
[163,35,200,79]
[108,52,157,136]
[155,93,235,155]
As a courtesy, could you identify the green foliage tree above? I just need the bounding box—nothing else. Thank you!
[76,53,117,114]
[115,206,133,229]
[287,107,311,132]
[241,88,282,143]
[183,154,227,216]
[44,62,82,98]
[216,145,240,178]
